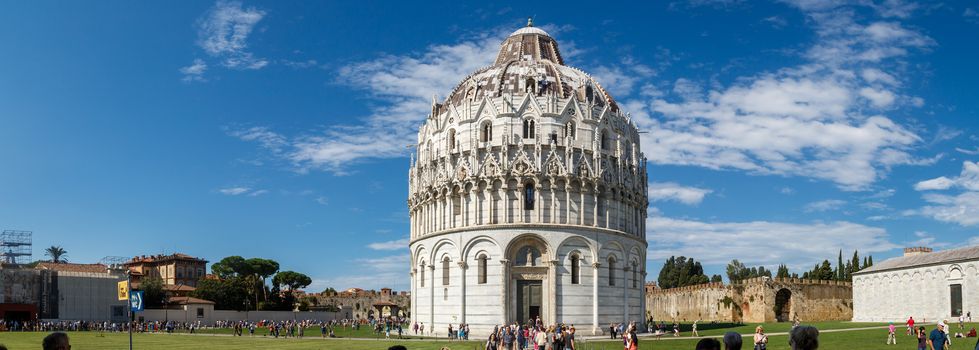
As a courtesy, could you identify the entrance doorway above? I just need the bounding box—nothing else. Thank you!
[516,280,542,323]
[775,288,792,322]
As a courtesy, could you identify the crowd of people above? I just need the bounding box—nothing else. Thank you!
[895,315,979,350]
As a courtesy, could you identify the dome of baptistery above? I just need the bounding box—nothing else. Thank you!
[408,20,648,336]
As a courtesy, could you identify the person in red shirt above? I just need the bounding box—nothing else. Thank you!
[907,317,916,336]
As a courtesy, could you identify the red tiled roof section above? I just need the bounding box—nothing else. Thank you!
[124,253,208,265]
[35,262,108,273]
[168,296,215,305]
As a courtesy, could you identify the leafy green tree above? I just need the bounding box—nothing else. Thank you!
[192,277,250,311]
[710,274,723,283]
[140,276,166,308]
[776,264,790,278]
[45,246,68,263]
[246,258,280,301]
[211,256,250,279]
[322,287,338,295]
[657,256,710,289]
[837,250,845,281]
[273,271,312,291]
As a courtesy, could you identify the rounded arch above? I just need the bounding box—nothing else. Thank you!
[504,233,553,263]
[555,235,598,263]
[461,235,502,263]
[429,238,459,264]
[775,288,792,322]
[601,240,626,261]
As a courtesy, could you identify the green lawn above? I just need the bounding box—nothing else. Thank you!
[185,325,427,339]
[0,331,481,350]
[1,323,976,350]
[654,320,892,337]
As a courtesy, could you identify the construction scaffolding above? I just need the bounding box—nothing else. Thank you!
[1,230,33,264]
[98,256,130,270]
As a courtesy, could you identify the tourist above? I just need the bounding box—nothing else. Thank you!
[448,323,454,339]
[723,331,743,350]
[696,338,722,350]
[929,323,948,350]
[535,326,547,350]
[555,325,568,350]
[626,324,639,350]
[320,322,327,338]
[753,326,768,350]
[42,332,70,350]
[967,327,976,338]
[789,325,819,350]
[887,322,897,344]
[918,326,928,350]
[611,323,617,339]
[420,322,425,335]
[908,317,916,336]
[517,325,526,349]
[942,319,951,346]
[693,319,700,337]
[673,321,680,337]
[485,332,499,350]
[566,326,576,350]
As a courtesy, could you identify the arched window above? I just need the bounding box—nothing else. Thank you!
[442,257,451,286]
[585,86,594,102]
[571,254,580,285]
[608,256,617,286]
[448,129,456,151]
[632,262,638,288]
[477,254,487,284]
[565,121,576,140]
[481,122,493,142]
[600,131,609,150]
[524,183,535,210]
[522,119,535,139]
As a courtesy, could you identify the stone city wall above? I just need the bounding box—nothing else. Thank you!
[314,292,411,320]
[645,277,852,323]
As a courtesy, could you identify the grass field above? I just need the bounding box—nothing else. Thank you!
[1,322,977,350]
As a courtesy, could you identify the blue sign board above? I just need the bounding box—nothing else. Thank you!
[129,291,144,312]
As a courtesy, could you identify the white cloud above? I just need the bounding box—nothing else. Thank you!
[247,189,269,196]
[914,176,954,191]
[218,187,250,195]
[955,147,979,156]
[859,87,896,108]
[648,182,712,205]
[197,1,267,69]
[180,59,208,82]
[912,161,979,226]
[235,30,506,174]
[367,238,410,251]
[319,254,410,290]
[915,161,979,191]
[624,4,933,191]
[646,215,898,269]
[804,199,847,212]
[591,57,656,97]
[780,187,796,195]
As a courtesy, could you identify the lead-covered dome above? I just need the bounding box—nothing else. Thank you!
[443,21,619,112]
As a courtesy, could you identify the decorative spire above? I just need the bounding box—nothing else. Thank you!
[527,17,533,27]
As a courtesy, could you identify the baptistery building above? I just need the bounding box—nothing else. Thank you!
[408,21,648,335]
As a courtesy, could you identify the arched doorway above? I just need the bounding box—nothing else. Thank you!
[506,234,551,324]
[775,288,792,322]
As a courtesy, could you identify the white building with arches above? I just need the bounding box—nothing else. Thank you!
[852,246,979,322]
[407,21,648,336]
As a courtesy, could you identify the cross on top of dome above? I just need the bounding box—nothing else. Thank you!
[508,17,551,38]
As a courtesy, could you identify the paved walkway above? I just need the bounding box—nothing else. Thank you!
[578,324,891,342]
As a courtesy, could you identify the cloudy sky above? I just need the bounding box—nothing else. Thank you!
[2,1,979,292]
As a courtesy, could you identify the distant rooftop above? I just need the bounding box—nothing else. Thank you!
[35,262,109,273]
[855,244,979,275]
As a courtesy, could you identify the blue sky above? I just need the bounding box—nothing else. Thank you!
[2,1,979,292]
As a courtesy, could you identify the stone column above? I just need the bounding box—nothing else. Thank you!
[548,259,559,324]
[448,192,454,229]
[550,184,557,224]
[579,188,586,226]
[429,264,436,331]
[623,265,630,323]
[593,185,599,227]
[485,188,493,224]
[592,262,601,335]
[458,261,468,324]
[410,269,417,325]
[500,259,510,324]
[518,183,525,223]
[537,182,545,223]
[565,184,571,225]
